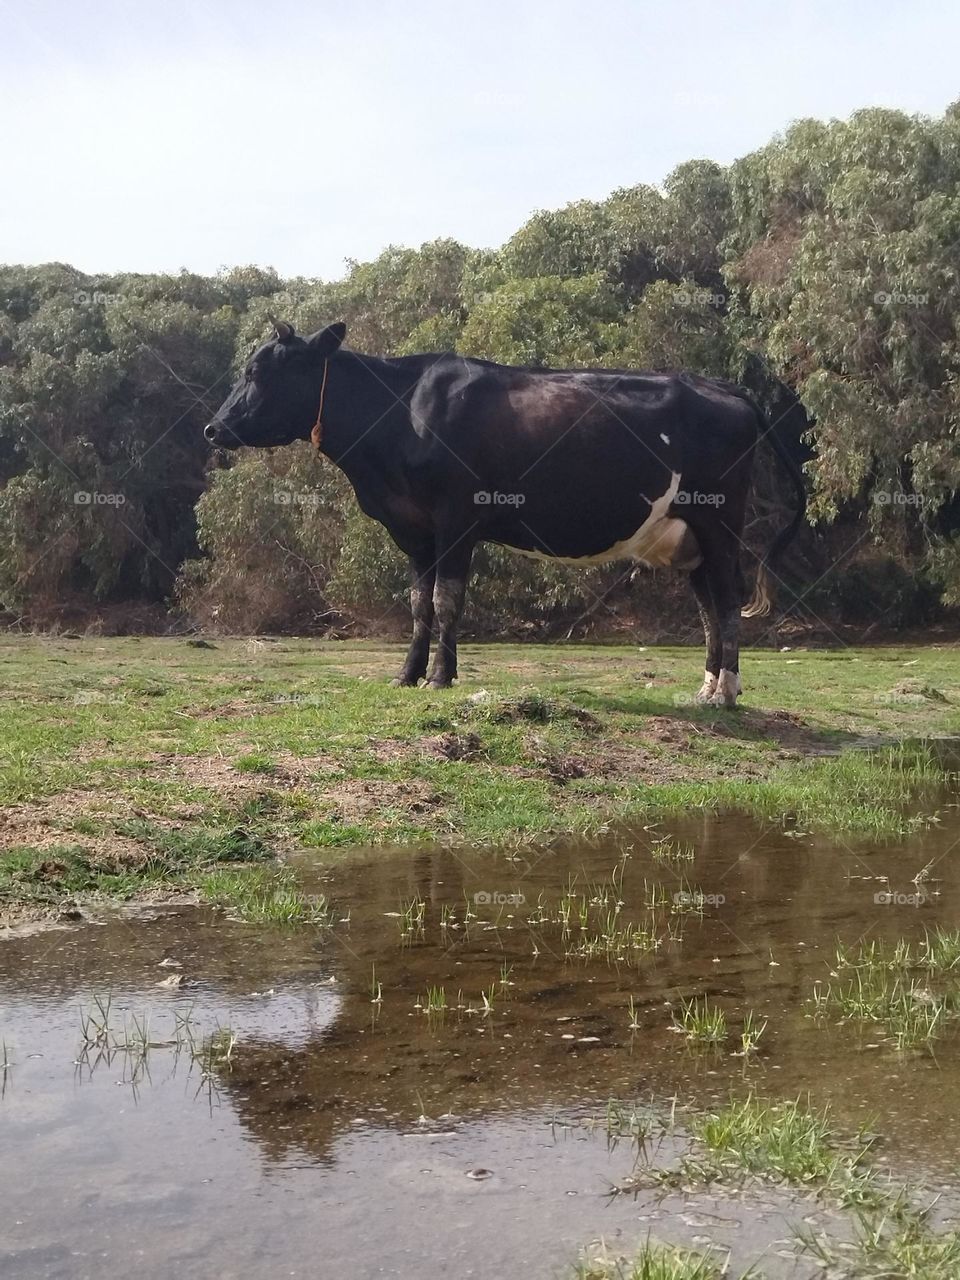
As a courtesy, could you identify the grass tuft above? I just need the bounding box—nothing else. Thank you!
[199,866,333,925]
[575,1239,739,1280]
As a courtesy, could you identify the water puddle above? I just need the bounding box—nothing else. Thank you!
[3,806,960,1277]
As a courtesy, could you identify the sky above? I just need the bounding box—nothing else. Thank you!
[3,0,959,281]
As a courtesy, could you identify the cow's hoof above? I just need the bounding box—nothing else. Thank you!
[707,690,739,709]
[391,676,420,688]
[707,669,741,708]
[694,672,718,704]
[425,677,454,689]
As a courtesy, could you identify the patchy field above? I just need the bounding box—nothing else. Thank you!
[4,635,960,1276]
[1,635,959,922]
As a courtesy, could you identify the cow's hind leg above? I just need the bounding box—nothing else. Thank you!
[708,555,742,708]
[392,550,436,687]
[689,564,721,703]
[426,536,475,689]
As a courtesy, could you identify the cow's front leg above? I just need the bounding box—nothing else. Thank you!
[392,551,436,687]
[425,537,475,689]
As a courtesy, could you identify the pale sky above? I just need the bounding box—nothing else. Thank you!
[3,0,958,281]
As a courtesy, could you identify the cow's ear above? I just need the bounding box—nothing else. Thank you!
[307,322,346,357]
[270,318,295,343]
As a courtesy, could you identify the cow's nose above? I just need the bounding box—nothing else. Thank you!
[204,422,220,443]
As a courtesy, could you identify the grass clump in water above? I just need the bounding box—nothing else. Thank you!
[671,997,726,1044]
[199,866,333,925]
[611,1095,960,1278]
[813,931,960,1050]
[575,1239,745,1280]
[693,1096,847,1184]
[677,1096,881,1208]
[798,1195,960,1278]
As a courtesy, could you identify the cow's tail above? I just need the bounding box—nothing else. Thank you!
[738,395,807,619]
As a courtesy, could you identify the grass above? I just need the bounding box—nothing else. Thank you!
[798,1199,960,1278]
[575,1240,743,1280]
[199,865,334,925]
[688,1096,870,1189]
[73,992,239,1096]
[417,985,447,1014]
[671,997,726,1043]
[592,1094,960,1280]
[1,636,959,917]
[813,930,960,1050]
[0,825,276,915]
[737,1011,767,1055]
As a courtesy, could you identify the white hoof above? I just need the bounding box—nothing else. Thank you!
[708,669,741,708]
[695,671,718,704]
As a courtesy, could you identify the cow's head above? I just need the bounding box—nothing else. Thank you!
[204,321,346,448]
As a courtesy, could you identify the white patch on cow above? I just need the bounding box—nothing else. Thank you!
[695,670,718,703]
[660,433,671,444]
[510,471,701,570]
[710,668,741,707]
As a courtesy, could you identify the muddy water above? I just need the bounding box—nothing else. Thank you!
[2,804,960,1278]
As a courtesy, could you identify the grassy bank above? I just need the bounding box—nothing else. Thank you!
[1,636,959,921]
[576,1094,960,1279]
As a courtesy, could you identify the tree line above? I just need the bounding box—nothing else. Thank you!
[2,102,958,636]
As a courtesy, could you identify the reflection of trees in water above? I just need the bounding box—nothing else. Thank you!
[215,817,874,1165]
[9,813,958,1166]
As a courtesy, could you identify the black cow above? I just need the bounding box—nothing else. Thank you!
[205,322,805,705]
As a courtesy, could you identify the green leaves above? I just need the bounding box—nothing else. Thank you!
[3,100,960,627]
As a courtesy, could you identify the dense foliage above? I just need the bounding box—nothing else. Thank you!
[2,103,959,635]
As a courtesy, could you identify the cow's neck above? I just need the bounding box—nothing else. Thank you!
[315,350,413,472]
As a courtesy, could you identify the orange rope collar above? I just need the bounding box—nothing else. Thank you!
[310,359,329,453]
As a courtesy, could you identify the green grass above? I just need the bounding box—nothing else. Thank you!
[738,1011,767,1055]
[575,1241,744,1280]
[813,931,960,1050]
[0,824,275,912]
[798,1200,960,1278]
[416,985,447,1014]
[199,866,333,924]
[591,1095,960,1280]
[233,753,278,775]
[671,997,727,1043]
[689,1096,867,1188]
[1,637,958,916]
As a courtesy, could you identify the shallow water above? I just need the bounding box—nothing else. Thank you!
[3,802,960,1278]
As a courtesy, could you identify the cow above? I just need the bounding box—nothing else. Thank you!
[204,322,806,706]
